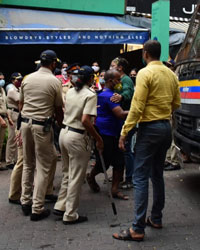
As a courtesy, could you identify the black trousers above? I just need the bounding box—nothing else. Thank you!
[95,134,124,173]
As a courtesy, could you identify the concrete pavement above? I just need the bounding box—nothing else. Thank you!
[0,161,200,250]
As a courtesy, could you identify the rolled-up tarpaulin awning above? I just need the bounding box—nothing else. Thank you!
[0,7,149,45]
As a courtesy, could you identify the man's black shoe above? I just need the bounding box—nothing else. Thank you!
[21,204,32,216]
[164,163,181,171]
[63,216,88,225]
[53,209,64,216]
[9,199,21,205]
[45,194,58,202]
[30,209,51,221]
[0,166,8,171]
[164,161,170,168]
[7,164,15,170]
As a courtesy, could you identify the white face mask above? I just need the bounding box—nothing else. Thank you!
[61,68,68,78]
[92,65,100,73]
[0,79,5,87]
[71,75,79,84]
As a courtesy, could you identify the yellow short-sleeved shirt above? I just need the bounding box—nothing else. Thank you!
[121,61,181,136]
[63,85,97,130]
[20,67,63,120]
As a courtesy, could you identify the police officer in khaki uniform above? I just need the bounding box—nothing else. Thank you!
[0,72,8,170]
[54,66,103,224]
[19,50,63,221]
[0,72,13,170]
[6,72,23,169]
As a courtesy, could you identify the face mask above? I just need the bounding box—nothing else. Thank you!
[92,66,100,73]
[114,82,122,92]
[15,80,22,88]
[61,68,68,78]
[0,79,5,87]
[71,75,79,84]
[99,78,105,85]
[130,76,136,84]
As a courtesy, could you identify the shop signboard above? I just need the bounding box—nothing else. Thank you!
[127,0,197,18]
[151,0,170,61]
[0,31,149,45]
[0,0,126,15]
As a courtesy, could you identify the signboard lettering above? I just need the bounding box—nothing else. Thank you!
[183,4,197,15]
[0,31,149,45]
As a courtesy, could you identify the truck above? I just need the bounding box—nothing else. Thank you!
[174,2,200,161]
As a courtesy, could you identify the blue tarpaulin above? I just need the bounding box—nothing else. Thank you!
[0,7,149,45]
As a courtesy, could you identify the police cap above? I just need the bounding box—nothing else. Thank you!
[10,72,23,81]
[40,50,57,62]
[75,65,94,77]
[65,63,81,73]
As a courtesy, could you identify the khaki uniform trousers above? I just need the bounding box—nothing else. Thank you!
[9,145,23,200]
[0,123,6,162]
[20,121,57,214]
[6,109,18,165]
[54,128,91,222]
[9,143,57,200]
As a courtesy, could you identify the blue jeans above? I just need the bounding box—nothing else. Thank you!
[132,120,172,234]
[124,128,136,182]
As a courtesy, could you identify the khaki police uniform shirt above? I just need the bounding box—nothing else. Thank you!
[7,85,20,110]
[0,87,7,115]
[20,67,63,120]
[63,85,97,130]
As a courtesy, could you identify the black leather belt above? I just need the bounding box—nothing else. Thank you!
[0,114,7,119]
[140,120,169,125]
[21,117,45,126]
[8,107,19,113]
[62,124,85,134]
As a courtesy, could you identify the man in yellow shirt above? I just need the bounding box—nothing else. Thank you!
[113,40,180,241]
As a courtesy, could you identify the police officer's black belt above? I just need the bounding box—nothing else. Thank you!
[62,124,85,134]
[0,114,7,119]
[8,107,19,113]
[21,117,46,126]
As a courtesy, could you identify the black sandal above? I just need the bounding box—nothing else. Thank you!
[146,216,162,229]
[113,228,144,241]
[112,191,129,200]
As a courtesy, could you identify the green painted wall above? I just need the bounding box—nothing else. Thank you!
[151,0,170,61]
[0,0,126,15]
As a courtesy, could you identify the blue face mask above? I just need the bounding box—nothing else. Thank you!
[99,78,105,85]
[0,79,5,87]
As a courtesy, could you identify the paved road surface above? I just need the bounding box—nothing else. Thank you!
[0,161,200,250]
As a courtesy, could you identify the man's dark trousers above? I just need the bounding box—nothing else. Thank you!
[132,120,172,234]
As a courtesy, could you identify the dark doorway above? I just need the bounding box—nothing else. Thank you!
[1,44,123,81]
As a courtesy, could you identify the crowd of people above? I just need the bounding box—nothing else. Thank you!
[0,40,182,240]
